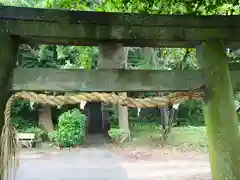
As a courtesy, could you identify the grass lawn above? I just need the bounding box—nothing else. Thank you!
[122,122,209,152]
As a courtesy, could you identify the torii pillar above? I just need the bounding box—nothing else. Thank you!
[197,40,240,180]
[98,43,129,134]
[0,33,18,180]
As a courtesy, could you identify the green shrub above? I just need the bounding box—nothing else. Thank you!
[57,108,86,147]
[108,128,129,143]
[48,130,58,143]
[109,114,118,128]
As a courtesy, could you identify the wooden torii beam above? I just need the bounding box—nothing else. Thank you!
[1,6,240,47]
[1,5,240,180]
[11,68,240,92]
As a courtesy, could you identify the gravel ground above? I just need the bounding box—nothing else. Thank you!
[13,146,212,180]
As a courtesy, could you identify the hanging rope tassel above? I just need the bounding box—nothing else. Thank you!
[0,95,20,180]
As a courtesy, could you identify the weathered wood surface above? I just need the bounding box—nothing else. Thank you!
[98,43,129,132]
[0,32,18,180]
[1,6,240,47]
[11,68,240,92]
[197,40,240,180]
[1,6,239,26]
[0,33,18,123]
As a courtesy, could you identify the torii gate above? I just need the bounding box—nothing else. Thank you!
[1,6,240,180]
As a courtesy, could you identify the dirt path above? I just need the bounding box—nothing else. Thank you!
[14,147,211,180]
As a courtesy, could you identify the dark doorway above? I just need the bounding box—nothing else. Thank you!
[86,102,103,134]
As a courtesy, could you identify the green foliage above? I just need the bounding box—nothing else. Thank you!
[0,0,45,7]
[38,45,59,68]
[237,113,240,122]
[109,113,118,128]
[11,116,45,140]
[108,128,128,143]
[76,46,99,70]
[12,100,31,115]
[178,100,204,126]
[57,108,86,147]
[108,128,124,138]
[57,46,79,66]
[161,48,199,70]
[11,116,37,130]
[110,101,204,128]
[48,130,58,143]
[33,127,47,141]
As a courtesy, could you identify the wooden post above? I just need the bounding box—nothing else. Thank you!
[0,32,18,180]
[38,105,54,132]
[197,40,240,180]
[0,33,18,131]
[98,43,129,132]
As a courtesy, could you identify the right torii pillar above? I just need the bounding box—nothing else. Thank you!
[197,40,240,180]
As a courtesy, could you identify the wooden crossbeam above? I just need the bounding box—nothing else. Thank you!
[11,68,240,92]
[1,6,240,47]
[2,6,239,26]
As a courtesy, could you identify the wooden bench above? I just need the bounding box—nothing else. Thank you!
[16,133,35,149]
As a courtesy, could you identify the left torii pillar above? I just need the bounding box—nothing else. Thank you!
[0,32,18,179]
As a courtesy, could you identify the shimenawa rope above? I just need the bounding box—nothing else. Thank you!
[0,89,204,180]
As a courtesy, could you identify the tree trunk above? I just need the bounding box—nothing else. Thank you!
[98,44,129,132]
[0,32,18,180]
[38,105,54,132]
[140,47,158,67]
[197,40,240,180]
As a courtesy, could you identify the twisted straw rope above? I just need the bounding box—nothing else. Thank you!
[0,89,204,179]
[4,90,204,124]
